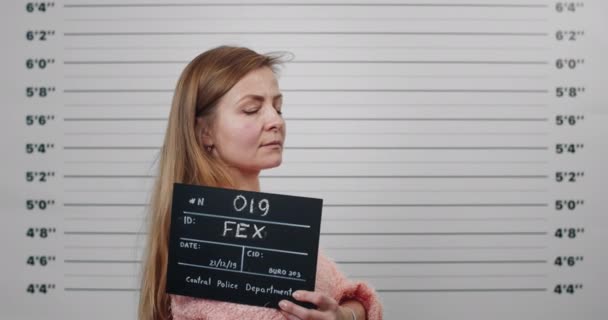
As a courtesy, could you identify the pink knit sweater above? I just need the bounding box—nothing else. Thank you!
[170,248,383,319]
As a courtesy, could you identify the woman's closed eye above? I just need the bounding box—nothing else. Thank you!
[243,109,259,115]
[243,106,282,115]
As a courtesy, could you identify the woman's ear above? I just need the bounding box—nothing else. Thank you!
[196,116,214,147]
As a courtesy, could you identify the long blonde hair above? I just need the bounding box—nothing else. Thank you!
[138,45,289,320]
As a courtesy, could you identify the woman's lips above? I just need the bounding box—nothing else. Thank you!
[261,141,282,148]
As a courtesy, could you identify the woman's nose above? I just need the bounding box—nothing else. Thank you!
[263,104,284,132]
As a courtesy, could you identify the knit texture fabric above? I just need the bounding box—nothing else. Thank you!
[170,248,383,319]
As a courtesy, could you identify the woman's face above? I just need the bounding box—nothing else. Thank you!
[202,66,286,174]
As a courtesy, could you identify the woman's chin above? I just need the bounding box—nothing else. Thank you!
[262,156,283,169]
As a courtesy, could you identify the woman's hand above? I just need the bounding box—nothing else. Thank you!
[278,290,350,320]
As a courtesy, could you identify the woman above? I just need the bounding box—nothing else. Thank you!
[138,45,383,320]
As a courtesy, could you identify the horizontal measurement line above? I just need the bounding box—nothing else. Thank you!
[64,74,548,80]
[64,102,547,107]
[66,273,548,279]
[62,89,549,93]
[63,259,547,264]
[64,203,147,207]
[64,160,549,164]
[377,288,547,292]
[64,88,172,91]
[65,274,137,278]
[285,145,550,149]
[62,45,550,51]
[64,288,547,292]
[293,190,548,194]
[62,132,550,136]
[285,132,550,136]
[354,274,547,279]
[64,132,163,136]
[63,146,549,150]
[63,3,549,8]
[64,75,550,80]
[64,103,169,107]
[279,160,551,164]
[63,31,548,36]
[63,231,547,236]
[324,232,547,235]
[65,259,141,263]
[64,175,153,178]
[63,117,549,121]
[285,75,550,79]
[64,231,145,235]
[63,60,548,65]
[62,203,548,207]
[279,117,549,121]
[63,175,548,179]
[326,203,548,207]
[63,18,549,23]
[284,104,549,108]
[63,190,548,194]
[326,246,547,250]
[270,60,551,64]
[64,146,159,149]
[239,175,549,178]
[64,217,547,222]
[335,260,547,264]
[65,245,142,249]
[325,218,547,221]
[65,288,139,292]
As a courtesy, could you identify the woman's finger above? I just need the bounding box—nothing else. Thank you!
[292,290,338,311]
[279,299,324,319]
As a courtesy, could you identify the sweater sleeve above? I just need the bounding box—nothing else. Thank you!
[170,294,285,320]
[315,248,384,320]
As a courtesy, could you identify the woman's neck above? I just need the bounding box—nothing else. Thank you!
[229,167,261,192]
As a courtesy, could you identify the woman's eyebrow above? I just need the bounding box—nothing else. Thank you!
[238,93,283,103]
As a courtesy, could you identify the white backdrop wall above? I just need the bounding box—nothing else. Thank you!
[1,0,607,319]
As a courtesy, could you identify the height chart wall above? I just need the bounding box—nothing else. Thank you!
[1,1,607,319]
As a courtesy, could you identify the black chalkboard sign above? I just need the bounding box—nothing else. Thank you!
[166,183,323,309]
